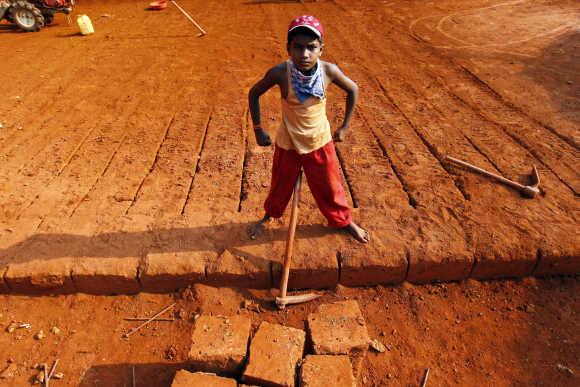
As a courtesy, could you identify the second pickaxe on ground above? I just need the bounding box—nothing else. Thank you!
[446,155,541,198]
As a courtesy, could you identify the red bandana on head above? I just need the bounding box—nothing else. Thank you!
[288,15,324,39]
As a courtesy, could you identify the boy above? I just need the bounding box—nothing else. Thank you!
[248,15,369,243]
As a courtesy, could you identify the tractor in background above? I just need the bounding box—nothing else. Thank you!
[0,0,74,32]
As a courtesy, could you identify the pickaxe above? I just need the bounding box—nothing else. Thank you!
[275,170,321,309]
[446,156,541,198]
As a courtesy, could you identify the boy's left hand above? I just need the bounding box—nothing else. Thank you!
[333,126,348,142]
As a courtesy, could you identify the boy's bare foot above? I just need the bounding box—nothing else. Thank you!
[344,222,370,243]
[248,215,271,240]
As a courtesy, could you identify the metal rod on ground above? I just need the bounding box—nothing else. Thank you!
[43,364,49,387]
[123,303,176,338]
[420,368,430,387]
[170,0,206,36]
[47,359,59,381]
[132,366,136,387]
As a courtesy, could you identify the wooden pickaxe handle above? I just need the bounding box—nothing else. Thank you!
[170,0,206,35]
[278,170,302,307]
[446,156,528,191]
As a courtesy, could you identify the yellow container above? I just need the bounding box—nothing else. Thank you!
[76,14,94,35]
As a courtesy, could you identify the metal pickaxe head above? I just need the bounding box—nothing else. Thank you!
[520,165,541,198]
[275,293,321,310]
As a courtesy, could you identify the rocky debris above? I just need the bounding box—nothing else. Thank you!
[53,372,64,379]
[6,322,31,333]
[34,330,46,340]
[369,338,386,353]
[164,345,178,361]
[0,363,17,379]
[242,299,262,313]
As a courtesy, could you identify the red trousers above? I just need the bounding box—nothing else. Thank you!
[264,141,351,228]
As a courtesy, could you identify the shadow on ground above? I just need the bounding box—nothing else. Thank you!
[0,222,335,264]
[79,362,185,387]
[522,29,580,146]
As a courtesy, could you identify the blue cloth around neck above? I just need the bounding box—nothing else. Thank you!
[289,60,325,103]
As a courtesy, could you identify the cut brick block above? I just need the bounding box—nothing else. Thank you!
[307,300,370,354]
[471,247,536,279]
[0,266,8,293]
[407,239,473,283]
[534,247,580,276]
[300,355,355,387]
[243,321,305,387]
[206,249,270,288]
[171,370,237,387]
[272,237,338,289]
[307,300,370,381]
[468,230,538,279]
[72,257,140,294]
[4,258,75,294]
[141,251,210,292]
[406,217,474,283]
[188,315,251,375]
[339,231,407,286]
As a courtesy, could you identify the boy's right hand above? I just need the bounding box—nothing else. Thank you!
[254,127,272,147]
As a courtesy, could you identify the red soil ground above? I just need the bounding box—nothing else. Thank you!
[0,278,578,386]
[0,0,578,385]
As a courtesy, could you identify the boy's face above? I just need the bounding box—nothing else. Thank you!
[287,33,323,72]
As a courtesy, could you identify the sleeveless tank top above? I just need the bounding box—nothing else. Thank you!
[275,60,332,154]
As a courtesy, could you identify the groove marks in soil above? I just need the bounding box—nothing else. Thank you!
[125,113,177,215]
[238,109,251,213]
[334,146,359,209]
[374,77,472,201]
[181,111,214,216]
[458,65,579,151]
[357,111,419,209]
[68,134,128,219]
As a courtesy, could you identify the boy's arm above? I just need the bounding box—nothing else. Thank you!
[248,66,281,146]
[326,63,359,142]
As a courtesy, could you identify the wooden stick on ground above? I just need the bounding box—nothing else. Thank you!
[43,364,49,387]
[124,317,175,322]
[122,303,176,339]
[420,367,430,387]
[48,359,59,381]
[170,0,206,36]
